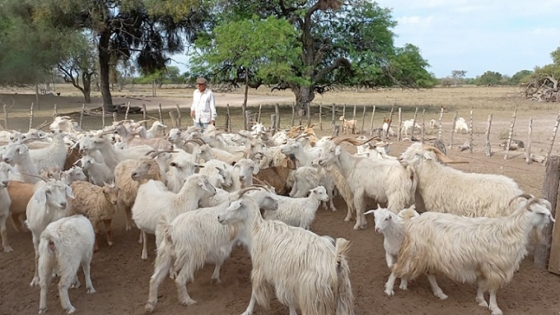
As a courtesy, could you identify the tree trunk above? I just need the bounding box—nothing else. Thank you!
[82,73,92,104]
[293,86,315,116]
[98,30,113,111]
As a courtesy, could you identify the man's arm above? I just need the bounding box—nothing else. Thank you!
[190,91,197,118]
[209,92,217,124]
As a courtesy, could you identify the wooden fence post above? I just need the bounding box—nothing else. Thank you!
[369,105,376,136]
[245,110,253,131]
[437,106,444,140]
[125,102,131,120]
[351,105,357,134]
[546,110,560,163]
[3,104,8,129]
[548,161,560,273]
[29,103,34,130]
[158,103,163,123]
[319,104,323,130]
[257,104,262,123]
[79,104,85,128]
[270,114,277,136]
[485,114,493,157]
[307,104,312,127]
[397,108,402,141]
[101,106,106,128]
[112,112,118,123]
[176,104,181,128]
[331,104,336,131]
[450,111,458,149]
[142,104,147,129]
[385,103,395,138]
[526,118,533,164]
[53,104,58,117]
[291,103,296,127]
[360,106,366,134]
[342,104,346,120]
[421,108,426,144]
[504,107,517,160]
[469,108,474,153]
[410,107,418,139]
[226,104,231,132]
[275,104,280,131]
[534,156,560,269]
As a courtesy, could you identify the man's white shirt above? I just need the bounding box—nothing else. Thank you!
[191,89,217,123]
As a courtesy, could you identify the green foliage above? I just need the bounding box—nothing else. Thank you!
[133,66,185,85]
[0,15,68,85]
[190,16,301,86]
[198,0,434,108]
[387,44,437,88]
[510,70,533,85]
[477,71,503,86]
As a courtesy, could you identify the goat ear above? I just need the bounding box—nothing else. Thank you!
[65,185,75,199]
[281,158,288,168]
[34,186,48,206]
[8,164,18,175]
[364,209,376,216]
[422,152,434,160]
[334,146,342,156]
[252,164,260,175]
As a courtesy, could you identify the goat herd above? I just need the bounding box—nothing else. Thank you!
[0,116,555,315]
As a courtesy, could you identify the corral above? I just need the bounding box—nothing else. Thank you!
[0,85,559,315]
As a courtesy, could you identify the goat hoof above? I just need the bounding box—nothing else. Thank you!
[435,292,448,300]
[65,306,76,314]
[30,277,40,287]
[477,300,489,308]
[144,302,155,314]
[107,242,114,247]
[4,246,13,252]
[87,287,96,294]
[384,289,394,297]
[179,298,197,306]
[211,278,221,284]
[38,308,47,314]
[399,283,408,290]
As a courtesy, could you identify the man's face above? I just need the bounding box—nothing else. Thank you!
[197,83,206,92]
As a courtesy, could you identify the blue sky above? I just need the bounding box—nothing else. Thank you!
[170,0,560,79]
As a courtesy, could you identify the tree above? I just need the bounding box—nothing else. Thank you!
[510,70,533,85]
[190,16,300,118]
[6,0,208,111]
[477,71,503,86]
[451,70,467,86]
[199,0,433,114]
[57,33,97,103]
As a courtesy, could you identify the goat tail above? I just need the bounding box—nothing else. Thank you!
[334,238,355,315]
[404,164,418,201]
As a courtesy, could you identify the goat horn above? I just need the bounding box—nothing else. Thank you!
[149,150,178,158]
[508,193,535,206]
[185,139,204,146]
[250,152,264,160]
[19,172,49,183]
[36,120,50,130]
[421,144,465,164]
[237,186,261,198]
[358,136,380,146]
[332,136,363,145]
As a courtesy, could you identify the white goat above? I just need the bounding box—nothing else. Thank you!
[144,187,278,313]
[78,154,114,186]
[399,142,523,216]
[0,162,18,252]
[132,174,217,259]
[26,179,74,286]
[78,136,153,172]
[289,166,337,211]
[2,143,41,183]
[263,186,329,229]
[364,206,419,290]
[216,194,355,315]
[454,117,469,133]
[315,138,417,230]
[28,132,68,172]
[37,215,95,314]
[402,119,421,135]
[385,195,555,315]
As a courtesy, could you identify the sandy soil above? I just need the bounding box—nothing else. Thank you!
[0,89,559,315]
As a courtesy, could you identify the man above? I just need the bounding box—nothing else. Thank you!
[190,77,217,131]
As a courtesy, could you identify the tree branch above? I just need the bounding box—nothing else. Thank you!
[312,57,351,82]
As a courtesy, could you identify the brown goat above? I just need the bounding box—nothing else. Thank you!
[253,156,297,195]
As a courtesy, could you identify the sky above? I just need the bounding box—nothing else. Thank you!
[170,0,560,79]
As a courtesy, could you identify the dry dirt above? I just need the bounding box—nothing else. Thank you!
[0,86,560,315]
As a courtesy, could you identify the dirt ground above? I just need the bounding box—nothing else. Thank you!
[0,86,560,315]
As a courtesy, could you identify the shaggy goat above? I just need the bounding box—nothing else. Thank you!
[37,215,95,314]
[216,194,355,315]
[384,194,555,315]
[263,186,329,229]
[399,142,523,216]
[0,162,18,252]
